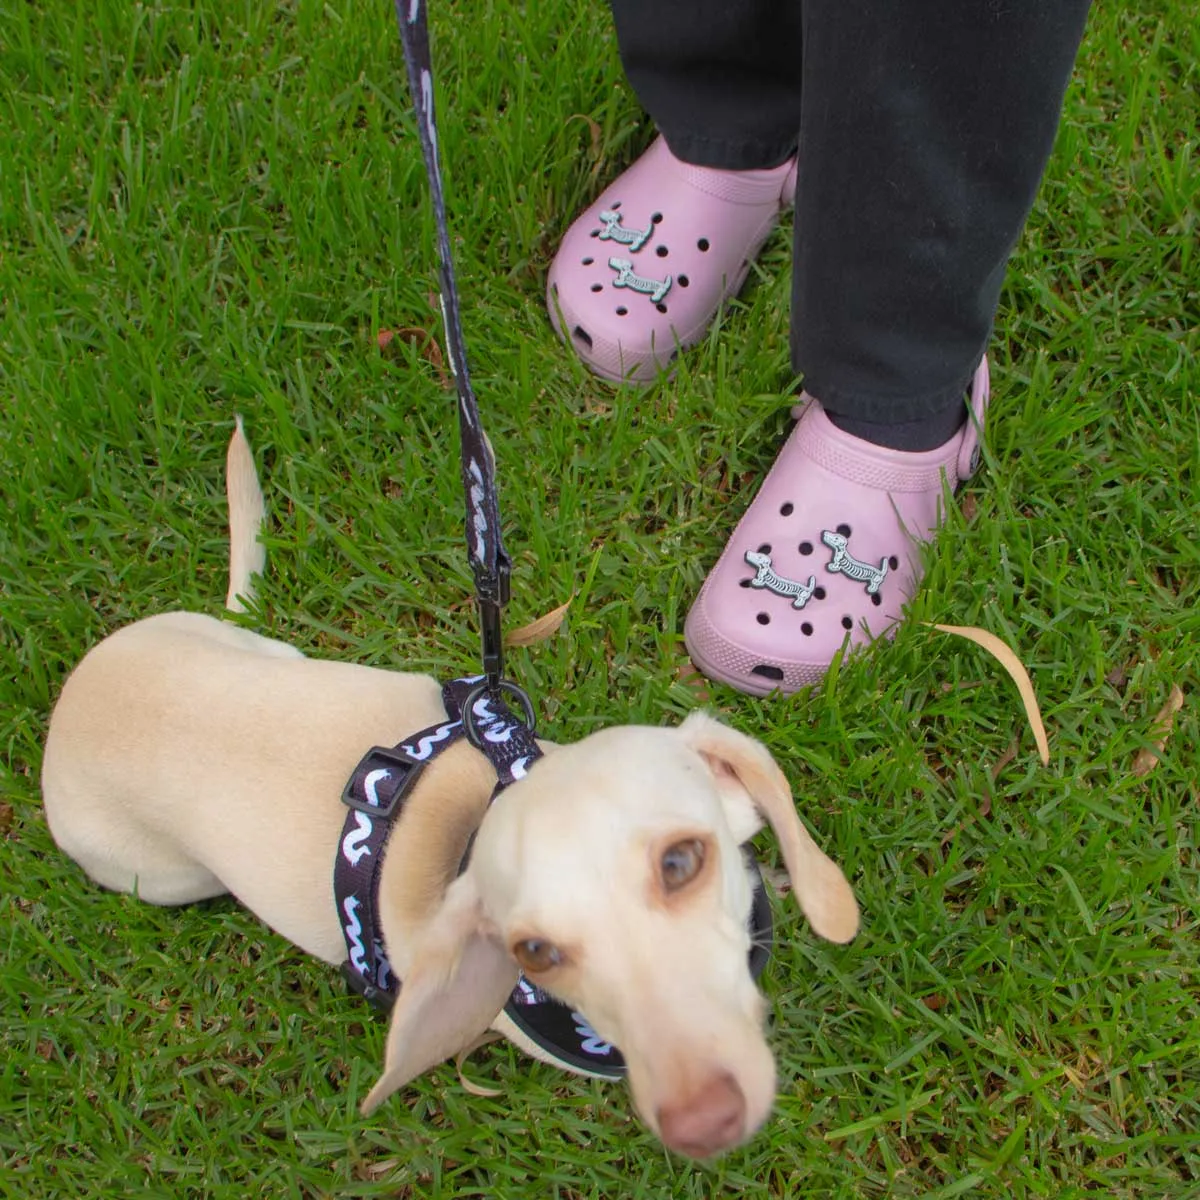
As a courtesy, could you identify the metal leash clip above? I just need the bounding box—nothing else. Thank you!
[473,554,511,693]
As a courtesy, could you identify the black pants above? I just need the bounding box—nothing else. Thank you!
[610,0,1091,428]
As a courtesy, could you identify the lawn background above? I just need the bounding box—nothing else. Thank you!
[1,1,1196,1196]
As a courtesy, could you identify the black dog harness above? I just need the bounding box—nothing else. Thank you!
[333,677,513,1008]
[334,677,774,1078]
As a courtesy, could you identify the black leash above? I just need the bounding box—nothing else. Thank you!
[392,0,530,728]
[335,6,778,1078]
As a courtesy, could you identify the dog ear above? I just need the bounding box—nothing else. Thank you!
[678,711,859,944]
[360,872,518,1115]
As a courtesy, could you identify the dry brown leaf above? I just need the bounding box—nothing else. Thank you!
[0,801,12,836]
[1062,1063,1087,1093]
[972,735,1020,822]
[565,114,604,175]
[675,662,712,703]
[941,680,984,694]
[929,624,1051,766]
[1131,685,1184,777]
[398,326,450,385]
[1105,656,1137,690]
[362,1160,400,1181]
[455,1031,505,1097]
[760,866,792,898]
[506,599,571,648]
[989,736,1021,783]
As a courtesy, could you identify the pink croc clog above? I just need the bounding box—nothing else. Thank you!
[684,360,991,695]
[547,137,796,383]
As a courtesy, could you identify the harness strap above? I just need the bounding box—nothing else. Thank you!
[335,677,543,1007]
[335,699,467,1005]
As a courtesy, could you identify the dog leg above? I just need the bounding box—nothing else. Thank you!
[50,810,230,906]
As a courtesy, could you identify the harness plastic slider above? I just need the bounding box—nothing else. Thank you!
[341,962,395,1012]
[341,745,430,818]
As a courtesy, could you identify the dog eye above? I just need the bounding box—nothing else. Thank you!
[661,838,706,891]
[512,938,563,973]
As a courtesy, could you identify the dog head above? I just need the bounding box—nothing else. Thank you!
[361,712,858,1158]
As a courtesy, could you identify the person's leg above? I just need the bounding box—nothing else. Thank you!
[609,0,804,170]
[685,0,1091,694]
[793,0,1093,446]
[546,3,803,383]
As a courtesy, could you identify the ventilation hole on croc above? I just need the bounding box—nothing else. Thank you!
[582,256,594,266]
[656,245,668,257]
[739,579,752,589]
[757,543,771,555]
[841,616,853,630]
[678,274,690,287]
[871,594,882,607]
[589,229,600,238]
[751,664,784,682]
[798,541,813,555]
[616,306,628,316]
[801,623,813,637]
[813,586,826,600]
[611,201,622,210]
[651,212,662,223]
[697,238,710,252]
[888,555,899,570]
[572,326,593,350]
[780,502,794,516]
[756,613,770,626]
[655,303,667,313]
[837,523,852,537]
[590,283,603,293]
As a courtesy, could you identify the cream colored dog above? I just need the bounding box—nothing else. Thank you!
[41,422,859,1159]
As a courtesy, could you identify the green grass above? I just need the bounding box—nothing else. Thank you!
[1,1,1196,1196]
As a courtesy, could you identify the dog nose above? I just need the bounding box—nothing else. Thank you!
[656,1072,747,1158]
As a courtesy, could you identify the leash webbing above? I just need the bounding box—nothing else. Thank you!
[392,0,512,703]
[371,6,776,1083]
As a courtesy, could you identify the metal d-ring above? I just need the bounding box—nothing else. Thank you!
[462,679,538,748]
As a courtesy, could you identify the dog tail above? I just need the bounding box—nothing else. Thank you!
[225,415,267,613]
